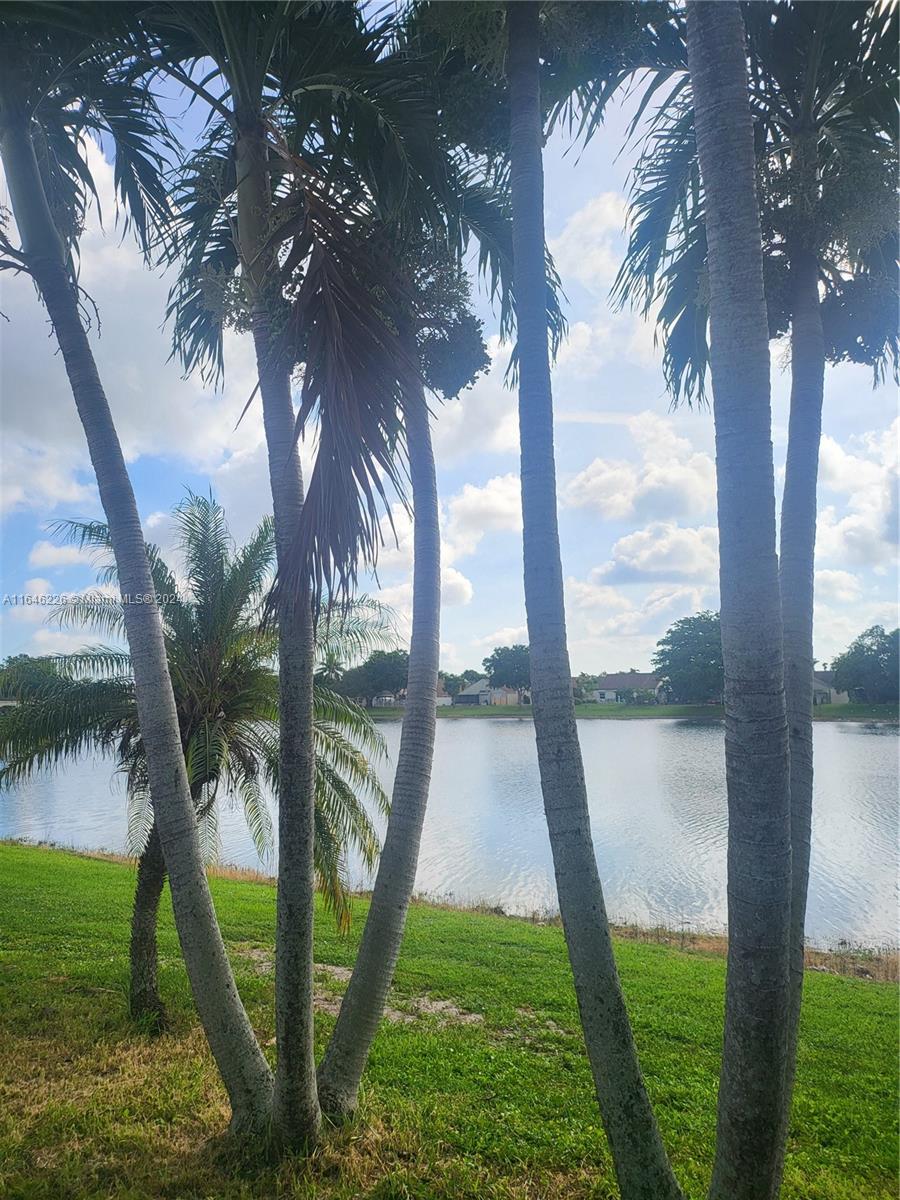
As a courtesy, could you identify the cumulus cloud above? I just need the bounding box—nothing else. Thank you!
[28,541,95,569]
[430,337,519,463]
[474,624,528,650]
[815,421,898,569]
[1,142,273,537]
[565,411,716,522]
[549,193,628,295]
[441,566,474,607]
[444,473,522,561]
[595,522,719,583]
[815,569,863,605]
[563,575,709,672]
[0,447,96,517]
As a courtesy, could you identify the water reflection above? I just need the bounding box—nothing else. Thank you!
[1,720,895,947]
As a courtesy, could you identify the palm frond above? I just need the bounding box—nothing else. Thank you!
[124,770,154,858]
[196,797,221,866]
[231,769,274,866]
[315,596,397,669]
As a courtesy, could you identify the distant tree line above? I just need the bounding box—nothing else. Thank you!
[333,618,899,711]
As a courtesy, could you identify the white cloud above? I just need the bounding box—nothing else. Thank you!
[0,143,279,541]
[814,421,898,569]
[29,628,97,655]
[441,566,474,607]
[28,541,94,569]
[444,473,522,561]
[595,522,719,583]
[431,337,519,463]
[583,584,707,639]
[565,411,716,522]
[815,569,863,605]
[549,193,627,295]
[566,575,633,612]
[474,624,528,650]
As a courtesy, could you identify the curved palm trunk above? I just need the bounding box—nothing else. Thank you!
[0,109,273,1134]
[129,821,167,1029]
[777,165,826,1180]
[317,367,440,1117]
[505,7,682,1198]
[235,125,320,1150]
[686,7,793,1198]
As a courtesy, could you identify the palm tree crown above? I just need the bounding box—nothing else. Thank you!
[612,0,898,401]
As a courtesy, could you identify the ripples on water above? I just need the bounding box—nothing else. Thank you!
[1,719,896,947]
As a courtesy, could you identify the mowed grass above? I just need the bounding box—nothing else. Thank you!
[0,844,895,1199]
[371,702,899,722]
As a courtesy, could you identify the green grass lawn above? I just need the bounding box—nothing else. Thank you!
[371,702,899,722]
[0,843,895,1199]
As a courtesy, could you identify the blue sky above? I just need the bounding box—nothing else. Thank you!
[1,97,897,673]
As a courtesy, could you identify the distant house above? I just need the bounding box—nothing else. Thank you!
[435,678,452,707]
[452,677,492,706]
[373,692,404,708]
[590,672,665,704]
[812,671,849,706]
[451,677,527,706]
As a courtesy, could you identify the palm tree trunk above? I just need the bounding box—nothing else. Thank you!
[317,358,440,1117]
[505,7,682,1198]
[776,135,826,1184]
[685,7,793,1198]
[129,820,167,1030]
[235,124,320,1150]
[0,108,273,1134]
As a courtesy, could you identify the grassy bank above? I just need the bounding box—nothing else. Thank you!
[371,701,899,722]
[1,845,896,1199]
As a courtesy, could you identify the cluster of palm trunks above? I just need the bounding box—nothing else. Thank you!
[0,2,894,1197]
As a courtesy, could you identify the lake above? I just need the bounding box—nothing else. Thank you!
[1,718,896,948]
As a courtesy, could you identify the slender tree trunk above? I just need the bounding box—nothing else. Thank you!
[0,108,273,1134]
[505,7,682,1198]
[775,137,825,1190]
[686,7,793,1198]
[317,360,440,1117]
[235,123,320,1150]
[129,820,167,1029]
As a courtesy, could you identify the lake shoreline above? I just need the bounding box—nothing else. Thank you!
[6,839,896,979]
[370,702,899,723]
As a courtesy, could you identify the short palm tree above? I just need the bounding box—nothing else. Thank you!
[0,493,393,1029]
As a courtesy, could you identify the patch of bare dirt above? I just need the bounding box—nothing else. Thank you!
[232,946,484,1026]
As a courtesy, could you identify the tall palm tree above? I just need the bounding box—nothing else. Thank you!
[613,4,897,1169]
[158,12,514,1127]
[685,5,792,1197]
[317,245,489,1116]
[0,15,273,1130]
[0,494,394,1028]
[137,2,443,1144]
[504,5,682,1198]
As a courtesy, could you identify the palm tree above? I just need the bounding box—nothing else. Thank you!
[613,4,897,1169]
[0,494,394,1027]
[0,14,273,1130]
[504,5,682,1198]
[685,5,792,1197]
[155,10,516,1129]
[317,245,489,1116]
[136,2,446,1144]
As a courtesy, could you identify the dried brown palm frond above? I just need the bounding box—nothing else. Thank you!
[261,139,423,611]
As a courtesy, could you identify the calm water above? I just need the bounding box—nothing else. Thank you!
[2,719,896,947]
